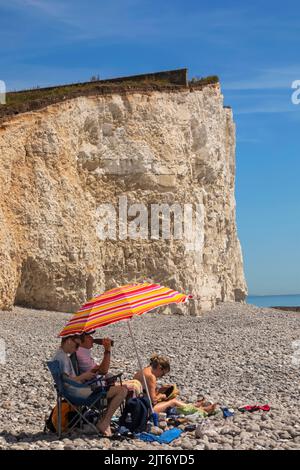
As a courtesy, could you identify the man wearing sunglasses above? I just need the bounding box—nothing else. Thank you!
[53,335,127,436]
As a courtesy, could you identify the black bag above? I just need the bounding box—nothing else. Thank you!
[119,396,151,433]
[44,408,56,433]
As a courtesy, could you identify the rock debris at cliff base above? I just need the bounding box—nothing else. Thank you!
[0,302,299,450]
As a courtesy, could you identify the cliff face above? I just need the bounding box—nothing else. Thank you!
[0,83,247,313]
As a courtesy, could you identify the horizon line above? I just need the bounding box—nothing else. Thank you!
[247,293,300,298]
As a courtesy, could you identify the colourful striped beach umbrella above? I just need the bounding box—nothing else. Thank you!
[59,282,190,337]
[58,282,191,416]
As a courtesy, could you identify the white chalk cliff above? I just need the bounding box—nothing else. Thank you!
[0,82,247,313]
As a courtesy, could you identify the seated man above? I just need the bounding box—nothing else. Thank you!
[53,335,127,436]
[76,332,112,376]
[76,332,143,398]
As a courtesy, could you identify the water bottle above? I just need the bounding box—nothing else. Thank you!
[125,412,132,429]
[152,412,159,427]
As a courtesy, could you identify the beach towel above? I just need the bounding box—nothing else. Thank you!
[184,411,207,422]
[176,404,200,415]
[238,404,270,413]
[137,428,183,444]
[176,404,208,417]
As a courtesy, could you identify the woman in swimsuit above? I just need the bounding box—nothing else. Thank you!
[134,354,187,413]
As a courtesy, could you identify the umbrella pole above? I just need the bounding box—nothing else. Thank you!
[127,320,154,415]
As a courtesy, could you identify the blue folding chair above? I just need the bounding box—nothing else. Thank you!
[69,352,125,414]
[47,360,108,438]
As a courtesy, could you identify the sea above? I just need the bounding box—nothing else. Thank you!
[247,294,300,308]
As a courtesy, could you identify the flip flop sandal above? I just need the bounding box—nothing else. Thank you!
[184,424,197,432]
[259,405,270,411]
[175,417,188,425]
[122,430,134,438]
[238,405,260,413]
[110,432,127,441]
[166,418,177,425]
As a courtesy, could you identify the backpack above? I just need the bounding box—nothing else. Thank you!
[44,401,78,433]
[119,396,151,433]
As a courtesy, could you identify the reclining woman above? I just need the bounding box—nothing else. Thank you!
[53,335,128,436]
[134,354,187,413]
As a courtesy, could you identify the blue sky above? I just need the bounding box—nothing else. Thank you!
[0,0,299,295]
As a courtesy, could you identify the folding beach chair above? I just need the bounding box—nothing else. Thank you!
[69,352,125,413]
[46,360,108,439]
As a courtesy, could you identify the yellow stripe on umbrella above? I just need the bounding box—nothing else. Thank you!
[59,282,190,337]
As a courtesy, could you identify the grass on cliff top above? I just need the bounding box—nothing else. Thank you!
[6,84,82,106]
[0,75,220,122]
[5,78,172,107]
[189,75,219,87]
[6,75,219,107]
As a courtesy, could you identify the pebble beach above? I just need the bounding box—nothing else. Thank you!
[0,302,300,450]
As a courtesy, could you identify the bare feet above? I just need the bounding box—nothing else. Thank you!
[96,421,112,437]
[195,396,211,408]
[194,397,218,415]
[203,403,218,415]
[195,398,207,408]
